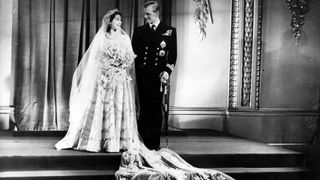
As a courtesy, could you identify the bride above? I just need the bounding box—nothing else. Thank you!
[55,9,235,180]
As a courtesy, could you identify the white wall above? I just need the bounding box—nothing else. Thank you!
[0,0,13,130]
[171,0,231,107]
[169,0,231,130]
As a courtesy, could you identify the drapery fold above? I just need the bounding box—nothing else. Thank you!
[13,0,172,131]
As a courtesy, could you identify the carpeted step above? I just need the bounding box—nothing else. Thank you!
[0,167,314,180]
[0,170,115,180]
[0,154,121,171]
[181,153,304,168]
[217,167,313,180]
[0,130,310,180]
[0,152,304,171]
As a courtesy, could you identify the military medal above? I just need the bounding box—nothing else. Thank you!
[159,50,165,57]
[160,41,166,48]
[159,41,166,56]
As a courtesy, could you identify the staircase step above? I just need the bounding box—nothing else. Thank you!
[181,153,304,168]
[0,152,304,171]
[217,167,309,173]
[0,130,310,180]
[0,170,115,180]
[0,167,313,180]
[220,167,314,180]
[0,154,121,171]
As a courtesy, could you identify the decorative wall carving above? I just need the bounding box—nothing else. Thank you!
[228,0,241,109]
[255,0,263,110]
[241,0,254,107]
[193,0,214,40]
[285,0,310,42]
[229,0,263,110]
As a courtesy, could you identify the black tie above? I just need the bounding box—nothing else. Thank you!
[151,24,156,31]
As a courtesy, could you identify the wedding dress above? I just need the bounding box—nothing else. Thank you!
[55,9,235,180]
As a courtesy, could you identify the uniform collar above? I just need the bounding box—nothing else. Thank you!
[149,19,160,30]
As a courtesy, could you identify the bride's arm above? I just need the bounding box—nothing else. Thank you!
[124,35,136,71]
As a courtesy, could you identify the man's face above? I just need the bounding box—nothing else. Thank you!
[144,5,158,24]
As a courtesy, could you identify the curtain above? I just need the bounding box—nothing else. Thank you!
[13,0,173,131]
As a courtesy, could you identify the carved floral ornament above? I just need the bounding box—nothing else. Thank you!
[285,0,310,43]
[192,0,311,43]
[193,0,214,40]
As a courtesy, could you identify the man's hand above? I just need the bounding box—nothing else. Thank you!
[160,71,169,84]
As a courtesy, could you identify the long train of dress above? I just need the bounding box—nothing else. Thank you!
[115,137,234,180]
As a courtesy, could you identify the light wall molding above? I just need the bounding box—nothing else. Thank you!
[169,106,318,117]
[0,106,14,114]
[169,106,226,115]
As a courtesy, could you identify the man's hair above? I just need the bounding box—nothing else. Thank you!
[144,1,160,13]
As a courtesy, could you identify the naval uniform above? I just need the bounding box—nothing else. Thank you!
[132,22,177,150]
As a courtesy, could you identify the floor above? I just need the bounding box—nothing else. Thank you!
[0,129,299,157]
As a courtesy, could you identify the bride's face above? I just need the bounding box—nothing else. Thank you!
[110,14,122,31]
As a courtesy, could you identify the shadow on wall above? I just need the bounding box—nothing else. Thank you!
[306,104,320,180]
[262,30,320,109]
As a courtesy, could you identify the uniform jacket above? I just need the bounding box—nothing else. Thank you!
[132,22,177,76]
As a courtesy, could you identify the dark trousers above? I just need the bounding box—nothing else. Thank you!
[137,70,163,150]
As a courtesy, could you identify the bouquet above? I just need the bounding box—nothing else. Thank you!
[102,43,136,70]
[98,42,137,87]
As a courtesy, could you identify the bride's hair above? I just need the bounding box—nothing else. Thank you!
[105,10,122,32]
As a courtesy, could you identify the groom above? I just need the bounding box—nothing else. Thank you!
[132,1,177,150]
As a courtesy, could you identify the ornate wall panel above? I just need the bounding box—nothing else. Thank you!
[229,0,263,110]
[241,0,254,107]
[254,0,263,109]
[228,0,241,109]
